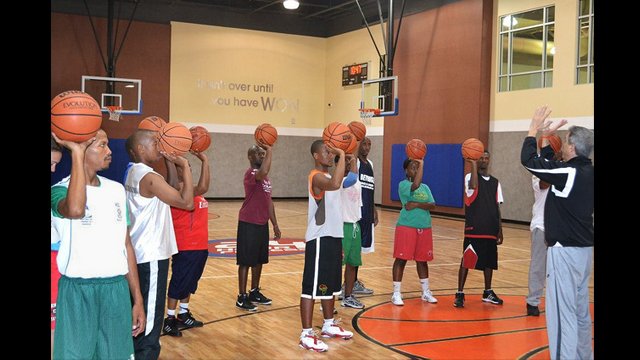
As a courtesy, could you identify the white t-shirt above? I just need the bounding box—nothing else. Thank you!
[125,162,178,263]
[340,176,363,223]
[530,176,549,231]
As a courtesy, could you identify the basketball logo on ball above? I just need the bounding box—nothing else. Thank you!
[51,90,103,142]
[322,122,353,152]
[461,138,485,160]
[157,122,193,156]
[254,123,278,146]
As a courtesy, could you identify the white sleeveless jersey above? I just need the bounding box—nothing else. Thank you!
[125,162,178,263]
[305,170,344,241]
[52,175,129,278]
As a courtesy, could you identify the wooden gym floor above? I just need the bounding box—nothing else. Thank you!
[159,200,594,359]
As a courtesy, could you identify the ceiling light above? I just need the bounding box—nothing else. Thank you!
[550,46,556,55]
[283,0,299,10]
[125,84,135,88]
[502,15,518,28]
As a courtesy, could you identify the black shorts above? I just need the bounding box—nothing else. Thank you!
[301,237,342,299]
[236,221,269,266]
[167,250,209,300]
[462,237,498,270]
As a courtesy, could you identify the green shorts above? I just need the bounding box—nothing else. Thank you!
[342,222,362,266]
[53,275,134,360]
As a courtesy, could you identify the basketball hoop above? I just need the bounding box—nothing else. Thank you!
[358,108,380,125]
[106,106,122,122]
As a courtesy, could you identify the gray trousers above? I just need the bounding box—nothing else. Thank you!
[527,228,547,306]
[546,246,593,360]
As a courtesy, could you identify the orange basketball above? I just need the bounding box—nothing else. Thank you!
[254,123,278,146]
[322,122,353,152]
[138,116,167,132]
[51,90,102,142]
[190,126,211,152]
[157,122,193,156]
[348,121,367,141]
[344,134,358,154]
[405,138,427,160]
[461,138,485,160]
[537,134,562,153]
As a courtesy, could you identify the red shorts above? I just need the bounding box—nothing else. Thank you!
[51,250,60,330]
[393,225,433,261]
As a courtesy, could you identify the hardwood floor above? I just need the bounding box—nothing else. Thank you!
[158,199,594,359]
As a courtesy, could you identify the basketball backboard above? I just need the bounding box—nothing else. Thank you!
[360,76,398,117]
[81,76,142,115]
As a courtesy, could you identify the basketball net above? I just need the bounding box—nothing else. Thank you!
[358,108,380,125]
[106,106,122,122]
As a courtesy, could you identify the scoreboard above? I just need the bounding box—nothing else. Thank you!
[342,62,368,86]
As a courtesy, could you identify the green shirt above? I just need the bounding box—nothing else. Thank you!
[396,179,435,229]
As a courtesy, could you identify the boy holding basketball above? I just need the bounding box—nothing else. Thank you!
[454,150,504,308]
[124,129,194,360]
[235,143,280,311]
[299,140,353,352]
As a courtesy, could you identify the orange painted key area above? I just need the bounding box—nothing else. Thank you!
[354,295,594,359]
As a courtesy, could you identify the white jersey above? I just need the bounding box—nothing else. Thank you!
[305,170,344,241]
[51,175,129,278]
[340,176,362,223]
[125,162,178,263]
[530,176,549,231]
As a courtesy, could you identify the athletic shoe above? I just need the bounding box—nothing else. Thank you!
[162,316,182,337]
[341,295,365,309]
[391,292,404,306]
[482,290,504,305]
[177,311,204,328]
[321,319,353,339]
[249,288,272,305]
[421,289,438,303]
[352,279,374,295]
[299,330,328,352]
[236,294,258,311]
[453,292,465,308]
[526,303,540,316]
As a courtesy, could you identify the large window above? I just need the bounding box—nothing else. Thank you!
[577,0,594,84]
[498,6,555,91]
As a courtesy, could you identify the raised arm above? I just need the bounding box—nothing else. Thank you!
[51,133,95,218]
[312,147,345,194]
[410,159,424,191]
[193,152,210,196]
[255,143,272,181]
[140,154,194,210]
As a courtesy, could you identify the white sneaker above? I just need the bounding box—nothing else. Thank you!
[391,292,404,306]
[421,290,438,303]
[321,319,353,339]
[299,330,328,352]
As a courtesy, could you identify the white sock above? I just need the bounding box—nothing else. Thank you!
[301,328,312,337]
[167,309,176,317]
[420,278,430,292]
[179,303,189,314]
[323,318,334,328]
[393,281,402,293]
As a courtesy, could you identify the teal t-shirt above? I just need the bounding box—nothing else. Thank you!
[396,179,435,229]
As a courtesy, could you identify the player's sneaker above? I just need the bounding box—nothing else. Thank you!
[391,292,404,306]
[453,292,465,308]
[526,303,540,316]
[352,279,374,295]
[321,319,353,339]
[299,330,328,352]
[421,290,438,303]
[162,316,182,337]
[482,290,504,305]
[177,311,204,328]
[249,288,272,305]
[236,294,257,311]
[341,295,365,309]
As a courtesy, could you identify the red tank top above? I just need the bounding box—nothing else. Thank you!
[170,195,209,251]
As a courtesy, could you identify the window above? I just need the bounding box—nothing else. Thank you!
[577,0,594,84]
[498,6,555,91]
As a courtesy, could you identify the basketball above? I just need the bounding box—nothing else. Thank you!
[190,126,211,152]
[138,116,167,131]
[348,121,367,141]
[51,90,103,142]
[158,122,193,156]
[405,138,427,160]
[537,134,562,153]
[461,138,485,160]
[254,123,278,146]
[322,122,353,152]
[344,134,358,154]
